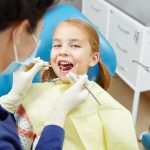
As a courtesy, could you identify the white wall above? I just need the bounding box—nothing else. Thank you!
[105,0,150,26]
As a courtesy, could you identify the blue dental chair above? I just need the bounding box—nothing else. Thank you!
[0,4,116,96]
[141,128,150,150]
[142,133,150,150]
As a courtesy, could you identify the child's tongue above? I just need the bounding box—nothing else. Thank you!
[59,63,73,72]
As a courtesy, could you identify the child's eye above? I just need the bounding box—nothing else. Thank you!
[71,44,81,48]
[53,44,61,48]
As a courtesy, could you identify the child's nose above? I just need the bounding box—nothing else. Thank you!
[58,47,69,56]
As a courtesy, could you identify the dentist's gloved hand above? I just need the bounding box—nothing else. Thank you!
[0,58,49,113]
[60,72,89,114]
[46,72,89,128]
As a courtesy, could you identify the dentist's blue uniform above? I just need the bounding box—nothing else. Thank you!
[0,105,64,150]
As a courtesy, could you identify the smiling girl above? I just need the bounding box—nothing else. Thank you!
[17,19,139,150]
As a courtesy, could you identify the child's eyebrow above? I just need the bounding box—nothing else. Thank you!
[70,38,82,42]
[53,38,60,42]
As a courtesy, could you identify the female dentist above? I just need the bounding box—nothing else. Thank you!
[0,0,89,149]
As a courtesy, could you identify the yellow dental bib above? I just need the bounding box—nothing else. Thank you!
[21,81,139,150]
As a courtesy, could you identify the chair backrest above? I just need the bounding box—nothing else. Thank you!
[0,4,117,96]
[34,4,117,82]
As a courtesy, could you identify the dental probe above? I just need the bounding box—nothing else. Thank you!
[75,74,101,105]
[32,62,52,68]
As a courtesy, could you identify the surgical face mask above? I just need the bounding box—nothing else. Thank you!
[0,34,41,76]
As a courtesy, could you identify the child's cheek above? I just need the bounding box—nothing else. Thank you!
[51,51,57,62]
[74,55,83,64]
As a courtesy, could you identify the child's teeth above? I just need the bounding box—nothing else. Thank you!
[61,62,71,65]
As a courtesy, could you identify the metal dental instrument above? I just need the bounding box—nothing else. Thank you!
[43,64,52,68]
[75,74,101,105]
[132,60,150,73]
[25,62,52,71]
[32,62,52,68]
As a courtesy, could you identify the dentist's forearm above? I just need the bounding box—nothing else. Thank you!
[0,91,22,113]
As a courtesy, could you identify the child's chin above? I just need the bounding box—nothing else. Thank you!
[59,76,70,84]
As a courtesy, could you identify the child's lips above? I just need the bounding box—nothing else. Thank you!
[57,60,74,72]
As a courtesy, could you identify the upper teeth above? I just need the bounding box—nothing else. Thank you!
[60,62,71,65]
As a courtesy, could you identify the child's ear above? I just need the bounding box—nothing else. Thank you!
[89,52,99,67]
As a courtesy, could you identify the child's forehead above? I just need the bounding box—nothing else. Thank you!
[53,37,84,43]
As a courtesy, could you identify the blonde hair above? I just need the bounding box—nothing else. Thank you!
[41,19,111,90]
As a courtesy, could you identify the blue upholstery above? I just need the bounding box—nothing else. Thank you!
[142,133,150,150]
[0,4,116,96]
[0,75,12,96]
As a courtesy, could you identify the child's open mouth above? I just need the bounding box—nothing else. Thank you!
[58,60,73,72]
